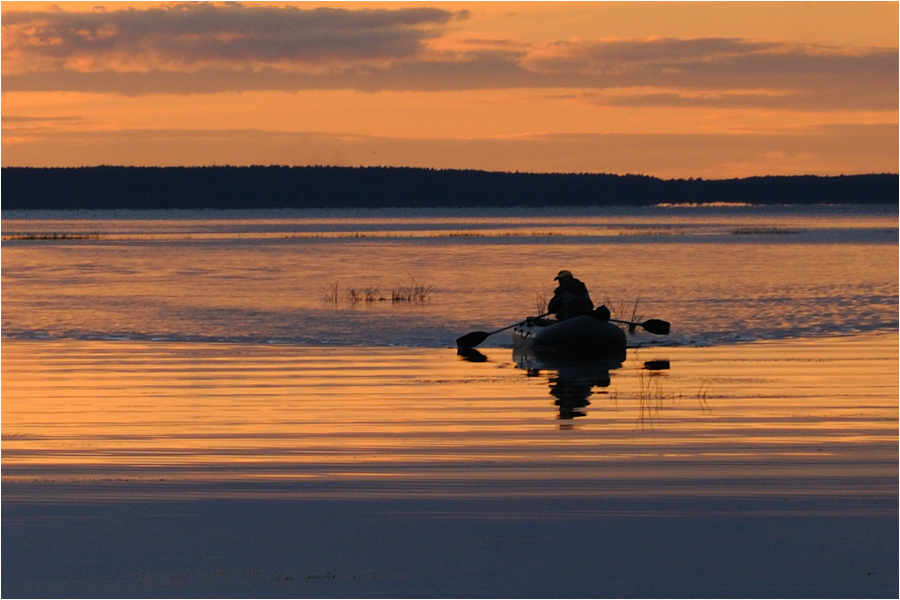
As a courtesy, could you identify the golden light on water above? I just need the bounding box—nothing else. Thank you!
[2,208,896,509]
[3,335,896,505]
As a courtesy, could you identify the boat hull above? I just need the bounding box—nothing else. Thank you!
[512,314,627,354]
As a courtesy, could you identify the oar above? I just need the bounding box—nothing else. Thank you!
[456,312,551,349]
[609,318,670,335]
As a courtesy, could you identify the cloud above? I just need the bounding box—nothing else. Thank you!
[1,115,82,123]
[1,3,464,71]
[1,4,896,112]
[578,87,890,112]
[524,38,898,109]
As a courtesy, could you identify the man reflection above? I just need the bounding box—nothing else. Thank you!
[516,349,623,420]
[549,364,612,419]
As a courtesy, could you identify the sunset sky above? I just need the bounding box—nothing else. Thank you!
[2,1,897,178]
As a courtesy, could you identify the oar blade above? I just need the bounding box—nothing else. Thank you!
[456,331,489,349]
[640,319,670,335]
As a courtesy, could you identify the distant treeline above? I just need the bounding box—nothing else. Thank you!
[1,166,897,210]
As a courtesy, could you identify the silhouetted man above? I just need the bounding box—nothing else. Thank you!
[548,270,594,321]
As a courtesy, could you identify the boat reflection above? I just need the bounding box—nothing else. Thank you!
[514,348,626,420]
[456,347,489,363]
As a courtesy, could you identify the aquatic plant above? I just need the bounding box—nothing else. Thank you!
[3,232,101,241]
[325,282,340,303]
[731,226,805,235]
[392,276,433,304]
[287,230,566,240]
[627,297,644,328]
[346,286,384,303]
[534,287,552,315]
[697,379,714,411]
[324,277,433,305]
[599,296,645,330]
[635,364,665,428]
[324,282,385,303]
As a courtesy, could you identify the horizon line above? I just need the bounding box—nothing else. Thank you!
[3,164,897,182]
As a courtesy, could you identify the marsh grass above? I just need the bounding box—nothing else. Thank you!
[697,378,714,411]
[600,296,645,331]
[534,286,553,315]
[324,284,386,303]
[288,231,565,240]
[391,276,433,303]
[534,288,647,326]
[3,232,101,241]
[635,365,666,428]
[347,286,385,303]
[325,283,340,303]
[325,276,433,305]
[732,226,805,235]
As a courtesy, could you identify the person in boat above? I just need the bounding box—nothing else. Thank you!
[547,270,594,321]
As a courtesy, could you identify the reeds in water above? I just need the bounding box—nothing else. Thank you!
[391,278,433,303]
[731,226,804,235]
[3,232,101,241]
[326,276,433,305]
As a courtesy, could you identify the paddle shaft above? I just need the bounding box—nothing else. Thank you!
[456,312,551,349]
[458,313,669,348]
[609,318,670,335]
[484,312,551,336]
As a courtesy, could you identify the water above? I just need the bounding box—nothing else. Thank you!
[3,204,897,348]
[3,204,897,597]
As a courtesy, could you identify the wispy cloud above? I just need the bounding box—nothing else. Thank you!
[1,4,895,106]
[2,3,465,71]
[3,3,897,112]
[1,115,82,123]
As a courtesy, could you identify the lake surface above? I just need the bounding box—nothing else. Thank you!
[3,205,897,348]
[3,204,897,485]
[2,334,897,503]
[2,205,898,597]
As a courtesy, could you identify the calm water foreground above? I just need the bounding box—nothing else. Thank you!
[3,334,897,501]
[2,335,897,597]
[2,206,898,597]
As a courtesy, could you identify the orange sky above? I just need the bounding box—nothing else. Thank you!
[2,1,897,178]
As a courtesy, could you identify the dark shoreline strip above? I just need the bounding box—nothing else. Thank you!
[2,166,897,210]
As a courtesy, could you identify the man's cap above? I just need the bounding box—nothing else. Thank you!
[554,270,573,280]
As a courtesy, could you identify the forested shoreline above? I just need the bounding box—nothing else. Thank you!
[2,166,896,209]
